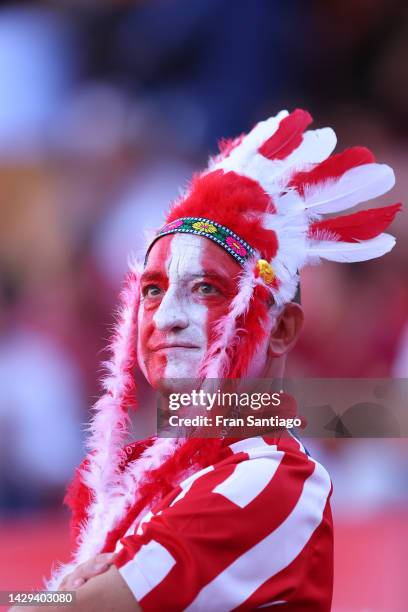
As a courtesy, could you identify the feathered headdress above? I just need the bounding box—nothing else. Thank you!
[146,108,400,377]
[47,109,400,588]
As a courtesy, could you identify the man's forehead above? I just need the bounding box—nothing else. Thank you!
[144,233,241,279]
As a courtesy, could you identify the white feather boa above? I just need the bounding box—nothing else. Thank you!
[46,261,186,589]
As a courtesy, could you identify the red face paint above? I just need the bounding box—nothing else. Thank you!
[138,234,241,391]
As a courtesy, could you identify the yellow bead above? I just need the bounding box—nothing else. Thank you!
[257,259,275,284]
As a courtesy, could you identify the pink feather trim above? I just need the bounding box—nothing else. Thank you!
[228,285,270,378]
[65,265,141,550]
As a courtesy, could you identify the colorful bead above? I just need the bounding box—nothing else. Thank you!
[256,259,275,284]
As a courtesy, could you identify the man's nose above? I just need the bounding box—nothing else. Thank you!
[153,288,189,332]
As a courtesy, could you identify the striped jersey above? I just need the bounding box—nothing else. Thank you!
[113,434,333,611]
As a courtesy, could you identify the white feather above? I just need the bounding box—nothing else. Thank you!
[255,210,304,305]
[274,189,306,214]
[263,212,308,277]
[216,128,337,201]
[291,128,337,166]
[237,111,289,152]
[303,163,395,214]
[208,110,289,172]
[307,232,396,263]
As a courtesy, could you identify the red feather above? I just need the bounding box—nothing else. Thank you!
[167,170,278,261]
[290,146,375,196]
[258,109,312,160]
[308,203,402,242]
[102,437,225,553]
[63,458,92,545]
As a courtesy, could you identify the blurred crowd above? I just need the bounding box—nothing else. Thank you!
[0,0,407,520]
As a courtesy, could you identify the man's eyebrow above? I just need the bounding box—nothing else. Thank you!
[140,270,234,282]
[140,270,167,282]
[141,270,237,282]
[188,270,237,281]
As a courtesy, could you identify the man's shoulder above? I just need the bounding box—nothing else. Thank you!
[176,434,332,511]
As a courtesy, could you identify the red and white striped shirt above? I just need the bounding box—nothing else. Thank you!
[113,434,333,611]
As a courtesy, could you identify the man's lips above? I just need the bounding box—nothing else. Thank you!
[149,342,201,352]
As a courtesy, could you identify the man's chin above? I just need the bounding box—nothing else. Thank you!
[142,352,205,394]
[149,375,203,396]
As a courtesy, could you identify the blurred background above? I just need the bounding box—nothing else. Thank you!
[0,0,407,610]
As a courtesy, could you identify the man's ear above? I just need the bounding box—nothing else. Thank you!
[267,302,304,357]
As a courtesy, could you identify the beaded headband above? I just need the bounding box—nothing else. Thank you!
[146,216,255,266]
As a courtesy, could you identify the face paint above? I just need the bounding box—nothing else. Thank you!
[143,233,208,386]
[138,234,273,391]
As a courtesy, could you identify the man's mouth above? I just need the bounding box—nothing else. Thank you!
[149,342,201,352]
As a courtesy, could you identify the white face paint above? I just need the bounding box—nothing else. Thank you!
[137,234,209,389]
[155,234,209,379]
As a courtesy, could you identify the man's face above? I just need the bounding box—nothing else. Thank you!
[138,234,272,391]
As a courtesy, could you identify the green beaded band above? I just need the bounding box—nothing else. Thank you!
[146,217,255,266]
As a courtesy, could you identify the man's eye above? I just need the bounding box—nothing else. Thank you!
[142,284,163,298]
[195,282,220,296]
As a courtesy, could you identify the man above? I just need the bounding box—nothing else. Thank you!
[13,109,399,611]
